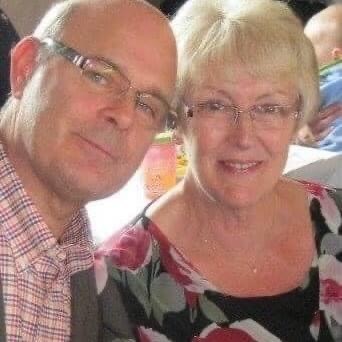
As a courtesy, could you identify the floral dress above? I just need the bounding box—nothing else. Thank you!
[95,182,342,341]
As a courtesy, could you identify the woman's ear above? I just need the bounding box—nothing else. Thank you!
[10,36,41,98]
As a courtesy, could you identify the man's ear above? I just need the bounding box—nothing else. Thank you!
[332,47,342,61]
[10,36,41,99]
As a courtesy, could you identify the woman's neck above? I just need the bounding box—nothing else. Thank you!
[180,176,280,253]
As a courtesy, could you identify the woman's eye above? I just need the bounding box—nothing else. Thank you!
[257,105,284,115]
[199,102,225,112]
[210,103,225,110]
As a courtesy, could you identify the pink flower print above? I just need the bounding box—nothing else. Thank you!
[95,224,153,273]
[321,279,342,305]
[302,181,326,198]
[319,255,342,324]
[193,323,256,342]
[303,181,341,233]
[194,321,281,342]
[138,326,172,342]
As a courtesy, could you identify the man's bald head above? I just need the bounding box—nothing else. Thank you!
[304,4,342,66]
[33,0,169,41]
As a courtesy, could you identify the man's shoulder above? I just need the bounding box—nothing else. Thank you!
[70,267,101,342]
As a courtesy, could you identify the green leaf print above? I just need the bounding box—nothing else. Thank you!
[126,271,152,317]
[108,263,122,282]
[199,295,229,324]
[150,273,186,326]
[136,267,148,285]
[152,300,164,327]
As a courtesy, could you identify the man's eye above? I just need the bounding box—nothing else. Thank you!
[83,70,111,87]
[137,101,153,114]
[136,98,157,118]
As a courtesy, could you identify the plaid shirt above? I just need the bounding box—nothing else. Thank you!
[0,141,94,341]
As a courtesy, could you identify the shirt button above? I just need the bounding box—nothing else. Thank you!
[56,250,67,263]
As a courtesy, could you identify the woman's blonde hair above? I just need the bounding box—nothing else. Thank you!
[171,0,320,128]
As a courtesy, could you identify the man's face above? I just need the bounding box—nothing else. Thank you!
[10,2,177,204]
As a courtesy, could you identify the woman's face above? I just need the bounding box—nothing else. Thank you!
[182,68,300,209]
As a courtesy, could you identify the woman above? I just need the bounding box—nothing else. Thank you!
[96,0,342,340]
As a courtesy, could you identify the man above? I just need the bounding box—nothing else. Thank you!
[298,4,342,151]
[0,0,177,340]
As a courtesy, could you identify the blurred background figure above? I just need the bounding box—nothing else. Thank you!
[160,0,328,21]
[0,8,19,107]
[299,4,342,151]
[305,4,342,65]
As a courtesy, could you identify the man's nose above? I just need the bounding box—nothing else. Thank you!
[104,91,136,130]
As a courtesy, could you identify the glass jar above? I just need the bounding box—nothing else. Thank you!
[142,132,176,199]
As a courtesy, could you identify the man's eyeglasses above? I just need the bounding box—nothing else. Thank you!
[185,100,301,130]
[40,37,176,131]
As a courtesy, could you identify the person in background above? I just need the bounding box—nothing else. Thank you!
[96,0,342,340]
[0,0,177,340]
[287,0,327,24]
[0,8,19,107]
[159,0,327,22]
[298,4,342,151]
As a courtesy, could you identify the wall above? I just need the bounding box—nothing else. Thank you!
[0,0,164,38]
[0,0,56,37]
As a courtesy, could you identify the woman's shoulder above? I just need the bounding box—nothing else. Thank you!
[281,178,342,223]
[300,181,342,234]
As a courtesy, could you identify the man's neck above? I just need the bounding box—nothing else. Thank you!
[3,138,81,240]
